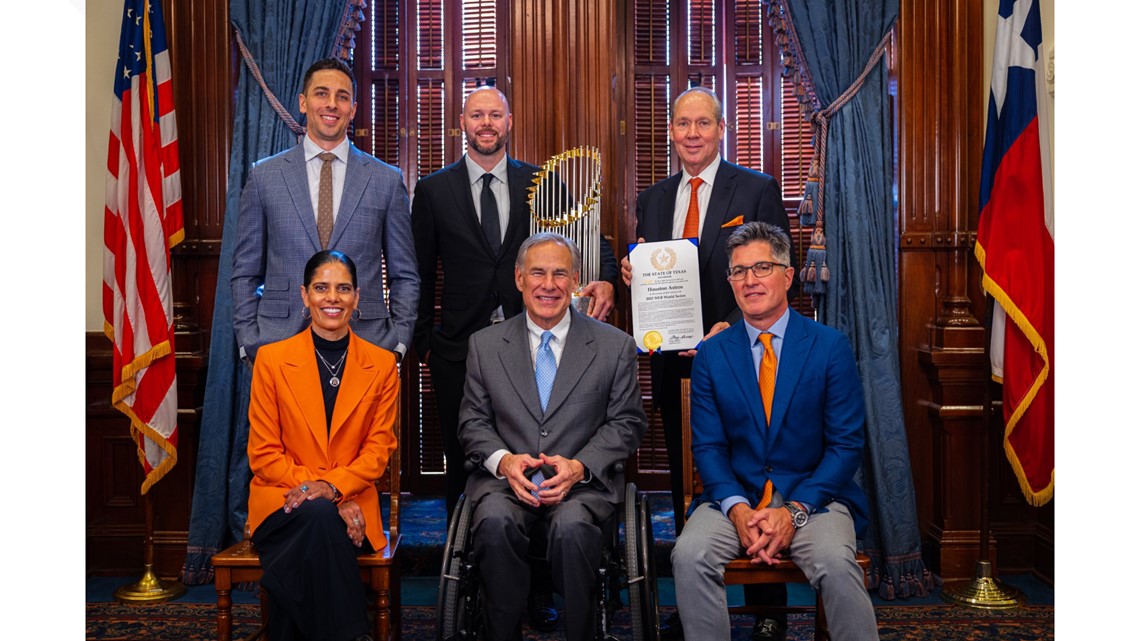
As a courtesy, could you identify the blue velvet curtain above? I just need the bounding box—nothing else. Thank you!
[771,0,936,598]
[180,0,352,584]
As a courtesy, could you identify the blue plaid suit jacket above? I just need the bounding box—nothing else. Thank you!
[232,142,419,360]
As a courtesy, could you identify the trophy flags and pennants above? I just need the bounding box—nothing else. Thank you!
[526,145,603,314]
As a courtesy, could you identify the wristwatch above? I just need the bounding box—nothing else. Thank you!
[783,502,809,529]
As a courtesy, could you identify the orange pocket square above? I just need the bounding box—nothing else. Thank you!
[721,215,744,228]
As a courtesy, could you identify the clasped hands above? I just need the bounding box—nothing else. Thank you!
[499,452,585,508]
[283,480,367,547]
[729,503,797,565]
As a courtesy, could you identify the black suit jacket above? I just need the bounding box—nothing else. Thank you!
[412,156,618,362]
[634,159,794,333]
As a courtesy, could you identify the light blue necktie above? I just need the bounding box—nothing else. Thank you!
[536,330,556,412]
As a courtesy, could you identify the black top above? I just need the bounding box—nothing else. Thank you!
[312,330,349,431]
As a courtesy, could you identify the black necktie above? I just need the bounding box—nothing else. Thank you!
[480,173,501,255]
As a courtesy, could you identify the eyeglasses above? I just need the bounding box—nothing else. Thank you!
[726,261,788,281]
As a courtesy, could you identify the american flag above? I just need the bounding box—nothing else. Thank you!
[103,0,184,494]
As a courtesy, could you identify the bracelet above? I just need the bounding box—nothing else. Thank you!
[321,480,342,502]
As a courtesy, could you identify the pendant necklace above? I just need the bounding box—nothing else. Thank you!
[315,348,347,387]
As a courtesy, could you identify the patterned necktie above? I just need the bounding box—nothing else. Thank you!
[682,176,703,239]
[480,173,502,255]
[536,330,556,412]
[316,152,337,249]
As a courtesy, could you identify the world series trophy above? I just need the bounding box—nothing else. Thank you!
[527,146,602,315]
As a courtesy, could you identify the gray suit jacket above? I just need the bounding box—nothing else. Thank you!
[458,308,647,504]
[231,143,419,360]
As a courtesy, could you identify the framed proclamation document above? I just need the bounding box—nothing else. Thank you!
[628,239,704,353]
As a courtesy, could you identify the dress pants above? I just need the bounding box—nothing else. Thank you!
[427,351,471,519]
[471,486,614,641]
[671,500,879,641]
[656,352,786,615]
[252,499,373,641]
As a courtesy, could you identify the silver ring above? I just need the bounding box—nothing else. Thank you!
[352,518,361,526]
[300,485,309,492]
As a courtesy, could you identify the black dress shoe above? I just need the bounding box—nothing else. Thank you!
[659,611,684,639]
[527,589,560,632]
[751,617,787,641]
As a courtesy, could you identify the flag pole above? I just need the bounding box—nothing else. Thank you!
[114,490,187,603]
[940,375,1024,609]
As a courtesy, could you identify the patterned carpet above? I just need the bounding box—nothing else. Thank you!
[85,601,1054,640]
[87,496,1054,639]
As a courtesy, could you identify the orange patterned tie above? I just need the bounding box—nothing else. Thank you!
[682,177,703,239]
[756,333,777,509]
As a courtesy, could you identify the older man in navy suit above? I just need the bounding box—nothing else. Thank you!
[621,86,793,639]
[233,57,418,363]
[671,222,878,641]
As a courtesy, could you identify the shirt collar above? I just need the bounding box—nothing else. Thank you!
[303,136,350,163]
[744,306,791,346]
[525,308,572,346]
[466,153,509,187]
[681,153,722,188]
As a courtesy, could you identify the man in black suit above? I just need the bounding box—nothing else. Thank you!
[412,86,618,630]
[621,86,794,640]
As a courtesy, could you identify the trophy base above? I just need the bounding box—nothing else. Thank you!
[571,294,592,316]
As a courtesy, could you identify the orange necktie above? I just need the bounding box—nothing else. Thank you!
[757,333,777,509]
[682,177,703,239]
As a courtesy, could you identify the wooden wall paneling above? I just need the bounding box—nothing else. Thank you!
[165,0,233,344]
[86,334,205,577]
[898,0,997,580]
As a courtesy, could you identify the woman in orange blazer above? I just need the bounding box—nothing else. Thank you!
[247,250,398,641]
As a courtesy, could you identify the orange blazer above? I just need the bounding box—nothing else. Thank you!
[247,328,399,551]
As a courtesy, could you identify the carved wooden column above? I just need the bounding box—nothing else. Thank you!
[897,0,992,580]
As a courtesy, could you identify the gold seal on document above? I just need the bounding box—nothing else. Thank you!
[644,331,663,351]
[650,247,677,271]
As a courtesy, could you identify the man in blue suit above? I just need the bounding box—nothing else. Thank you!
[622,86,793,639]
[233,57,419,363]
[671,222,878,641]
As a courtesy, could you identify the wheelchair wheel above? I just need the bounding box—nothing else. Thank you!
[624,483,660,641]
[437,494,481,640]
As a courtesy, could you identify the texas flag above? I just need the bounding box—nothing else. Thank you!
[975,0,1053,506]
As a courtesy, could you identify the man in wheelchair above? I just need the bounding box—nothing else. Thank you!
[455,233,648,641]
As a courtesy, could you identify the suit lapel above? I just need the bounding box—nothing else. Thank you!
[651,173,683,241]
[700,160,736,271]
[330,145,369,248]
[283,145,322,251]
[502,157,532,257]
[541,309,596,419]
[450,159,506,258]
[329,331,379,440]
[768,310,813,444]
[497,316,545,423]
[280,331,330,450]
[723,322,767,435]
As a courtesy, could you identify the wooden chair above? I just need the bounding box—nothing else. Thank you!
[212,399,403,641]
[680,379,870,641]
